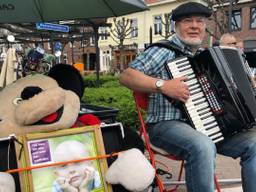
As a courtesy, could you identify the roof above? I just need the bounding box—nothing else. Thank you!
[144,0,162,4]
[144,0,177,6]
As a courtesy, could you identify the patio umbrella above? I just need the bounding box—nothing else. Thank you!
[0,0,148,23]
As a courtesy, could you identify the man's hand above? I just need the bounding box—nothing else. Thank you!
[55,177,78,192]
[160,76,190,103]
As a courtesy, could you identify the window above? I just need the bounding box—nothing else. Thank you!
[250,7,256,29]
[47,42,51,50]
[170,20,175,33]
[69,42,76,48]
[81,39,87,48]
[90,36,95,46]
[166,14,175,33]
[102,50,111,71]
[231,9,241,31]
[63,53,68,64]
[154,15,162,35]
[99,27,108,40]
[131,18,138,38]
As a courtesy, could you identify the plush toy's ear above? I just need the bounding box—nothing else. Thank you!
[48,64,84,99]
[105,148,155,192]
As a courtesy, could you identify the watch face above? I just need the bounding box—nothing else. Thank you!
[156,80,164,88]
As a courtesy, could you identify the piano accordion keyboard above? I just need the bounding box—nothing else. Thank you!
[166,57,224,143]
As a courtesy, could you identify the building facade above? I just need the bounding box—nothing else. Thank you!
[33,0,255,73]
[98,0,256,72]
[98,0,208,72]
[208,0,256,44]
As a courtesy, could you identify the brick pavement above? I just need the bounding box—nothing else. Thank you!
[154,154,242,191]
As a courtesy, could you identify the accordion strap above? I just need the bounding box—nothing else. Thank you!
[145,39,185,57]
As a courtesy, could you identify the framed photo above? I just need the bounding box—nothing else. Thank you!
[16,125,112,192]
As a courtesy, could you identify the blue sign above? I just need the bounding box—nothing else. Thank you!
[36,22,69,33]
[54,42,62,51]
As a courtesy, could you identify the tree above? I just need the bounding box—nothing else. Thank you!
[110,17,136,71]
[203,0,240,38]
[160,13,175,39]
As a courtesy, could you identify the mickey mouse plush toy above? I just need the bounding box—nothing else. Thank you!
[0,64,155,192]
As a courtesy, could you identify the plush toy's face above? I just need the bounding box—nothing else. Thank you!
[0,74,80,138]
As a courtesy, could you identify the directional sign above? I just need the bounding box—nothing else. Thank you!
[36,22,69,33]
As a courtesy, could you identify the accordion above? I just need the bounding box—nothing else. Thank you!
[165,46,256,144]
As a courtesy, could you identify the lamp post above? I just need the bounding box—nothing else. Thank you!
[93,25,100,87]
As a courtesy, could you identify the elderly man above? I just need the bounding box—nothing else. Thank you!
[120,2,256,192]
[219,33,237,47]
[236,39,244,51]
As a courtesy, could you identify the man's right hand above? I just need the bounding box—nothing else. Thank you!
[160,76,190,103]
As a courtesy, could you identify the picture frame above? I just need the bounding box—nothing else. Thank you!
[15,125,112,192]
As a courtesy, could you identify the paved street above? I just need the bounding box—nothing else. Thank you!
[220,186,242,192]
[153,154,242,191]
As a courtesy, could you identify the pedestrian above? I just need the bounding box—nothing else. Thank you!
[219,33,237,47]
[236,39,244,51]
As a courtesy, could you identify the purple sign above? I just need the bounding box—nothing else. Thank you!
[29,140,51,164]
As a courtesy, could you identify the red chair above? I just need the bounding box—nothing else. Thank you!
[133,91,221,192]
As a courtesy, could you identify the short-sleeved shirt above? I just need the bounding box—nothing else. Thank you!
[129,34,193,123]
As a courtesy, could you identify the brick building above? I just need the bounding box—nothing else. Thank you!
[208,0,256,44]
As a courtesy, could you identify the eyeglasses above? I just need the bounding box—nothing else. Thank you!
[180,17,206,26]
[227,42,237,46]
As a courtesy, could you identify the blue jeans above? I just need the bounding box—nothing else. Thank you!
[147,120,256,192]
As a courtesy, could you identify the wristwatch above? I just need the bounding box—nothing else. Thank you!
[155,79,165,90]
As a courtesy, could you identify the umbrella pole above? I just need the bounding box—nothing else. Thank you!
[93,25,100,87]
[71,40,74,64]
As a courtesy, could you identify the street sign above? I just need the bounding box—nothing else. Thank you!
[54,42,62,51]
[36,22,69,33]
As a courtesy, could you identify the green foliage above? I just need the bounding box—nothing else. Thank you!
[83,74,118,88]
[101,80,121,88]
[82,75,140,130]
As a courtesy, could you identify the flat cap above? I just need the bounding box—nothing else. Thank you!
[171,2,212,21]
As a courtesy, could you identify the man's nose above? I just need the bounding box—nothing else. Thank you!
[191,20,199,27]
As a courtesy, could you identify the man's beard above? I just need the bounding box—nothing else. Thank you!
[179,37,202,46]
[176,28,203,47]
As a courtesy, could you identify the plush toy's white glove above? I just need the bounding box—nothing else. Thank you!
[105,148,155,192]
[0,172,15,192]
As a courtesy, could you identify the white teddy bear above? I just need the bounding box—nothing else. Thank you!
[0,172,15,192]
[106,148,155,192]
